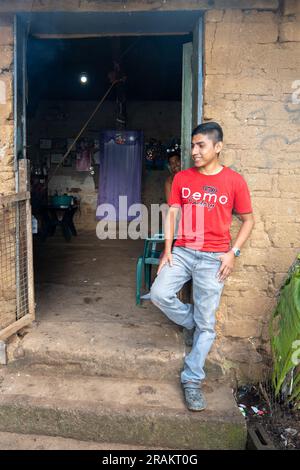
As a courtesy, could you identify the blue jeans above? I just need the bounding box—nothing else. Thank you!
[150,246,225,388]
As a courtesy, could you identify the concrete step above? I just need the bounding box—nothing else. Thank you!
[0,370,246,450]
[0,432,165,450]
[8,321,185,381]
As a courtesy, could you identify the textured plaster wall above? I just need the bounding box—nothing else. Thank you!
[0,15,14,195]
[204,2,300,382]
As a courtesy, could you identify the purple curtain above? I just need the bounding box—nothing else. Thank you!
[97,130,143,221]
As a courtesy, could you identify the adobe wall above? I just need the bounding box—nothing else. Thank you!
[204,2,300,382]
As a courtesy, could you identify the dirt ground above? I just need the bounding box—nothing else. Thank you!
[235,384,300,450]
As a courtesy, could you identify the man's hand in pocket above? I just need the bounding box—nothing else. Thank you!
[157,252,173,275]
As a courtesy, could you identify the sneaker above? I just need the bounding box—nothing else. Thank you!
[183,386,207,411]
[183,327,194,347]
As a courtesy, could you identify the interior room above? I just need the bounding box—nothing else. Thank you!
[26,32,189,320]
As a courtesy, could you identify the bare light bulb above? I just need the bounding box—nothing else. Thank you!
[80,73,88,84]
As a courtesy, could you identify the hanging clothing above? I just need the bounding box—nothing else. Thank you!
[97,130,143,221]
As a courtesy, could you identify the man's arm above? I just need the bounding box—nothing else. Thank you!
[217,212,255,282]
[157,206,179,275]
[232,212,255,251]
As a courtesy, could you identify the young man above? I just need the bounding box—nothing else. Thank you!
[150,122,255,411]
[165,151,181,202]
[140,151,181,302]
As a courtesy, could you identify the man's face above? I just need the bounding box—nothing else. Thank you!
[191,133,222,168]
[168,155,181,175]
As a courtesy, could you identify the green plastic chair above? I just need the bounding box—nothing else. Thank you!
[136,233,164,305]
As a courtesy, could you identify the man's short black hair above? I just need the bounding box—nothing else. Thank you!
[192,121,223,143]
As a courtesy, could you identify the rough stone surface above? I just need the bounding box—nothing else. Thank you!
[0,18,14,195]
[0,432,166,450]
[0,368,246,450]
[0,170,14,193]
[280,16,300,42]
[0,1,280,14]
[0,45,13,69]
[205,7,300,381]
[10,320,185,381]
[283,0,300,15]
[0,25,13,46]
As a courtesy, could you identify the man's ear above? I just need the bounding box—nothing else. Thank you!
[215,141,223,155]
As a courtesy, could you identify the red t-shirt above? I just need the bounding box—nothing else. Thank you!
[168,165,252,252]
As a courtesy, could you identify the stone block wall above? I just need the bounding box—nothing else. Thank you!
[0,15,17,331]
[204,4,300,382]
[0,14,14,195]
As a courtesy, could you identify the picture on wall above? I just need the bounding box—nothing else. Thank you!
[76,138,92,171]
[51,153,64,165]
